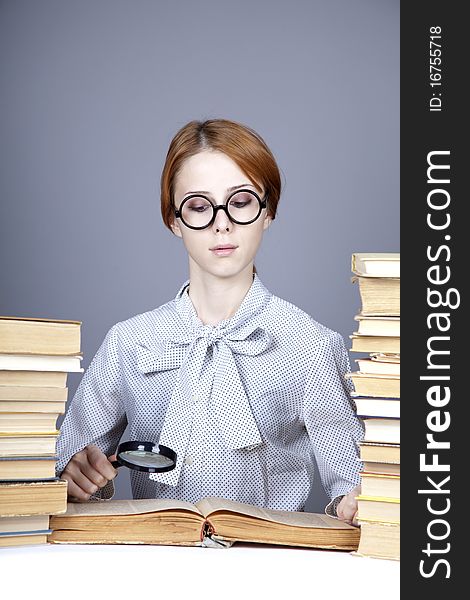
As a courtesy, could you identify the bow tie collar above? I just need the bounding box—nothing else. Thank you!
[135,275,273,487]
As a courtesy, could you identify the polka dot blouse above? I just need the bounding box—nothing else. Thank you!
[56,274,365,515]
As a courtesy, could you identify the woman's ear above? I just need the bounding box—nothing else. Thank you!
[263,214,273,230]
[170,217,183,238]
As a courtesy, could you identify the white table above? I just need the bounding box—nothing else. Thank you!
[1,542,400,599]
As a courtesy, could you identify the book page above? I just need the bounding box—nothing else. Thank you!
[196,497,356,529]
[61,498,203,517]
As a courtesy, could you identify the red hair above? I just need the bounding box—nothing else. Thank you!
[160,119,282,275]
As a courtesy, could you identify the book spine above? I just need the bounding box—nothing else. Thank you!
[201,518,214,542]
[200,519,232,548]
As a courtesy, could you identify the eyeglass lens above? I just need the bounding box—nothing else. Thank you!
[181,190,261,228]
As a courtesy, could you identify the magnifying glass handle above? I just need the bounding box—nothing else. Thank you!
[110,460,121,468]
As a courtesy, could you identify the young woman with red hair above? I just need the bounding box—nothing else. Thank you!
[57,119,363,524]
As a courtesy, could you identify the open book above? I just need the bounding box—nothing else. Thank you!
[49,497,360,551]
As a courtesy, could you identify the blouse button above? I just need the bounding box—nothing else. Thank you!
[184,455,194,466]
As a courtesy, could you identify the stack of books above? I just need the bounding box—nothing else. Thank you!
[0,316,83,548]
[346,253,400,561]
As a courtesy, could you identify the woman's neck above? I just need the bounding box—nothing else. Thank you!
[186,265,254,326]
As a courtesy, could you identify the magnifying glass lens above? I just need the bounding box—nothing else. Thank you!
[112,441,177,473]
[118,450,174,469]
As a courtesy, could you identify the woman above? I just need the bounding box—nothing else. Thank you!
[57,119,364,524]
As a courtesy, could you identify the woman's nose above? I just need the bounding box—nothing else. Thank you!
[212,205,232,232]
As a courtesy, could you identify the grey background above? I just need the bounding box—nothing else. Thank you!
[0,0,399,511]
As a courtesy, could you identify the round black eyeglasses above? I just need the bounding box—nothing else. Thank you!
[174,189,268,230]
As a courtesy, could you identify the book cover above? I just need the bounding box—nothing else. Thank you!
[351,253,400,278]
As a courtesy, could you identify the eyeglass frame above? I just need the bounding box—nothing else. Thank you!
[173,188,268,230]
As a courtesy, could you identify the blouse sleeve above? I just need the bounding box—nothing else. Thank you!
[302,330,364,516]
[55,323,128,499]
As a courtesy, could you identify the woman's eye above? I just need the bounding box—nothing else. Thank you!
[185,199,210,212]
[229,199,252,209]
[229,192,255,209]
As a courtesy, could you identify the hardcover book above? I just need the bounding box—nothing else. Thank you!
[0,371,68,387]
[352,276,400,316]
[0,515,51,548]
[0,432,58,457]
[0,316,81,356]
[353,315,400,337]
[355,520,400,561]
[0,354,83,373]
[362,417,400,444]
[351,253,400,278]
[349,335,400,355]
[0,456,57,481]
[353,396,400,418]
[49,497,360,551]
[359,442,400,464]
[360,472,400,499]
[354,358,400,376]
[0,479,67,517]
[346,373,400,398]
[356,495,400,524]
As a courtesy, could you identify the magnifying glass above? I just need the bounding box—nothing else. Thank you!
[111,441,177,473]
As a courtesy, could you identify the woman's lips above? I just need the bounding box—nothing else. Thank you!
[210,246,238,256]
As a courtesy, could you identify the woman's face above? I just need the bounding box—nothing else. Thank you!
[171,150,272,280]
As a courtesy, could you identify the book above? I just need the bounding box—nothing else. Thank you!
[0,370,68,387]
[360,472,400,499]
[356,495,400,523]
[0,354,83,373]
[0,412,62,433]
[355,521,400,560]
[0,479,67,516]
[350,335,400,354]
[0,401,66,413]
[352,276,400,316]
[355,358,400,376]
[351,253,400,278]
[0,456,57,480]
[0,531,52,548]
[0,316,81,355]
[360,461,400,476]
[0,513,52,547]
[359,442,400,464]
[0,384,67,415]
[0,514,50,533]
[0,432,58,457]
[353,315,400,337]
[353,396,400,418]
[345,373,400,398]
[350,252,401,562]
[0,386,68,401]
[48,497,361,551]
[0,370,67,388]
[363,418,400,444]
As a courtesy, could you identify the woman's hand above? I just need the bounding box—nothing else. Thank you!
[336,484,361,526]
[60,444,118,502]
